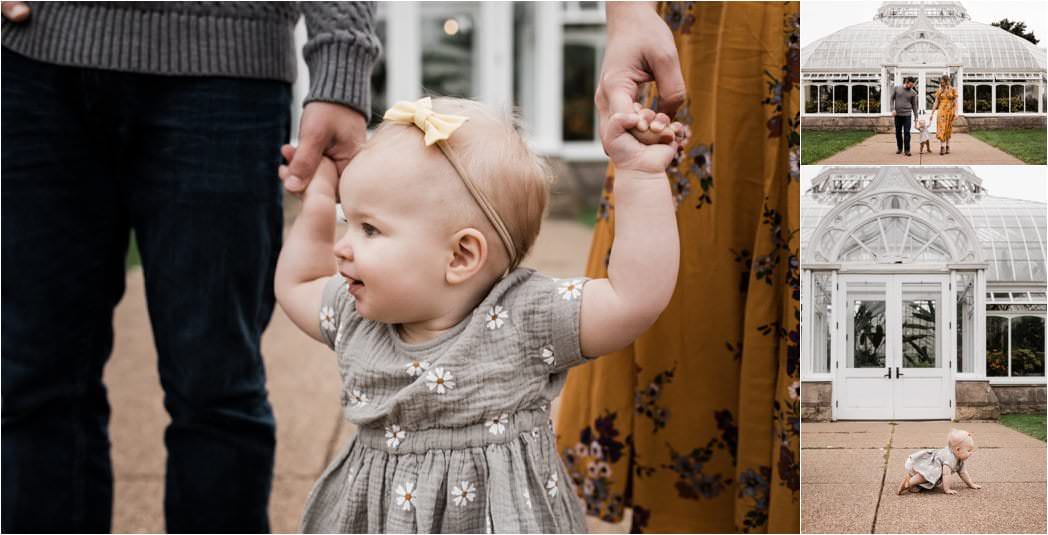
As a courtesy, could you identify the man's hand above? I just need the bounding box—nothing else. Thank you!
[1,1,30,22]
[283,102,367,194]
[596,2,685,151]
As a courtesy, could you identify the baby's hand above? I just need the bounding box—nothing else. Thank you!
[944,489,958,495]
[605,105,686,175]
[970,484,982,490]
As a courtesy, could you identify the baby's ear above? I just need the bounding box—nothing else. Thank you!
[445,228,489,285]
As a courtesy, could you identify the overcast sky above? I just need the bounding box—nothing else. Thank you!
[800,166,1047,202]
[801,0,1048,47]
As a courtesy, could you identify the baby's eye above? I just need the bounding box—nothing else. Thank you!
[362,223,379,237]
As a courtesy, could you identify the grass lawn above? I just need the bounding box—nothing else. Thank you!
[801,130,876,164]
[969,129,1047,165]
[1000,413,1046,441]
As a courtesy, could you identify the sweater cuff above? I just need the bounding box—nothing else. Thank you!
[303,39,377,120]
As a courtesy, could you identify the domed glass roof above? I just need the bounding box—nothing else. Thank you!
[802,1,1047,72]
[802,166,1047,283]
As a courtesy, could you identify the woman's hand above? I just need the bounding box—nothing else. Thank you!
[596,2,685,151]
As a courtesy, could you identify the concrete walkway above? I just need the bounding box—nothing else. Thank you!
[817,133,1025,165]
[105,218,602,533]
[802,421,1046,534]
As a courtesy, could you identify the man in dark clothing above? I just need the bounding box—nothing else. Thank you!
[890,78,919,156]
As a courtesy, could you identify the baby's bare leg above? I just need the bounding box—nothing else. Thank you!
[899,472,925,494]
[958,469,981,489]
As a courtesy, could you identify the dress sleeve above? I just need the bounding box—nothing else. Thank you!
[318,275,359,350]
[512,271,592,373]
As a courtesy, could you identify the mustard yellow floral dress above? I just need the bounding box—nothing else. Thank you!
[555,2,800,533]
[934,86,957,143]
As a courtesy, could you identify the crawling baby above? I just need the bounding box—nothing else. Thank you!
[898,428,982,495]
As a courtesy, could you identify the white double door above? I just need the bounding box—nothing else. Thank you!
[834,274,955,420]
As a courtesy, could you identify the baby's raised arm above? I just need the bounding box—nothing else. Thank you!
[274,156,341,343]
[579,108,682,357]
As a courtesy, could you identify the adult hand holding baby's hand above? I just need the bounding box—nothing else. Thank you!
[605,106,683,175]
[280,146,340,201]
[282,102,367,194]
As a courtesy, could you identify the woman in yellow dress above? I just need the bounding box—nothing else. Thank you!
[932,75,957,154]
[555,2,800,532]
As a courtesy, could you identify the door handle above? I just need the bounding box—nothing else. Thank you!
[896,366,904,378]
[884,368,892,379]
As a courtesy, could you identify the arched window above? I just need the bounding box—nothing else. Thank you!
[837,214,953,263]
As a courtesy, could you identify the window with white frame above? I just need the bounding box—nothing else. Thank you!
[809,272,834,374]
[955,272,976,374]
[986,306,1046,379]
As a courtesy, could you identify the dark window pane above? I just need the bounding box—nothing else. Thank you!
[852,85,868,113]
[819,85,833,113]
[869,85,881,113]
[1011,316,1045,377]
[963,84,974,114]
[1011,84,1024,112]
[421,12,475,98]
[806,85,818,114]
[563,43,596,141]
[986,316,1009,377]
[976,85,991,113]
[995,84,1010,114]
[1025,84,1039,113]
[368,19,388,128]
[833,84,848,113]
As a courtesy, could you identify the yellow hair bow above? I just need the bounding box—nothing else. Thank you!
[383,97,469,146]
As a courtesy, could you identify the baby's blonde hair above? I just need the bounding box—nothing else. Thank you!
[947,428,973,449]
[367,97,552,271]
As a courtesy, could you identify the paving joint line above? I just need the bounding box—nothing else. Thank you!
[869,424,895,534]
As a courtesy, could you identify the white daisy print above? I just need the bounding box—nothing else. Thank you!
[538,346,555,366]
[557,279,583,301]
[425,367,456,394]
[348,389,368,408]
[395,481,416,511]
[451,480,476,507]
[334,326,345,347]
[385,424,406,449]
[405,360,431,377]
[485,305,508,330]
[319,306,336,332]
[486,413,509,435]
[546,472,558,498]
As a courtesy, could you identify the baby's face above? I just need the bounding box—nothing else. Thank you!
[953,439,975,460]
[334,134,466,323]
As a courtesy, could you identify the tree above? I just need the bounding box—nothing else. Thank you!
[992,19,1039,45]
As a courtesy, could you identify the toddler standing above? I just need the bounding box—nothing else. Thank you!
[275,96,684,532]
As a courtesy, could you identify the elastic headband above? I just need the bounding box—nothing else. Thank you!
[383,98,518,270]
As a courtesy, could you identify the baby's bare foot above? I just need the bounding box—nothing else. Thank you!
[897,474,910,495]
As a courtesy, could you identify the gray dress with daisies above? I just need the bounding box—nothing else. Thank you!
[300,268,592,533]
[904,447,963,490]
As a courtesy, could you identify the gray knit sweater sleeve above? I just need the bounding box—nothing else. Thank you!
[299,2,382,117]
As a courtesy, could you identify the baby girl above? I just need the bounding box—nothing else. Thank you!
[916,111,932,154]
[898,428,981,495]
[275,96,683,532]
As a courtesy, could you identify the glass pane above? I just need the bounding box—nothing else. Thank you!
[852,85,868,113]
[833,85,848,113]
[812,273,833,373]
[806,85,818,114]
[976,85,991,113]
[1011,84,1024,112]
[1011,316,1045,377]
[869,84,881,113]
[955,273,975,373]
[819,85,833,113]
[986,316,1009,377]
[902,282,940,368]
[925,75,940,111]
[562,43,597,141]
[963,85,974,114]
[421,5,476,98]
[1024,84,1038,113]
[995,84,1010,114]
[847,282,886,368]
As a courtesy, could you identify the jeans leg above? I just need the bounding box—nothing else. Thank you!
[902,116,912,152]
[1,49,127,532]
[121,74,289,532]
[894,116,904,151]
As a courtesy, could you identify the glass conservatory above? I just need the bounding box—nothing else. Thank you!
[801,166,1046,420]
[802,1,1047,118]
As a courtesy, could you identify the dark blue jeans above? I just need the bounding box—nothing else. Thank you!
[894,114,913,152]
[1,48,288,532]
